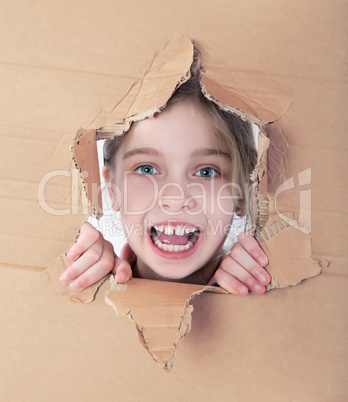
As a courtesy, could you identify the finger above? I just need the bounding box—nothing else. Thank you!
[230,241,270,286]
[68,252,115,292]
[213,267,249,296]
[238,234,269,267]
[220,255,266,295]
[67,222,101,261]
[60,239,105,284]
[113,258,132,283]
[207,273,217,286]
[119,242,137,266]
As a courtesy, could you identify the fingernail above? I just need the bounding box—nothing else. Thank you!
[59,273,69,284]
[253,284,263,293]
[66,250,75,260]
[238,285,248,295]
[258,255,268,265]
[258,274,268,284]
[69,281,80,292]
[116,272,126,283]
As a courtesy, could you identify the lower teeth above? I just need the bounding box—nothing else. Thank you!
[154,240,194,252]
[150,227,200,252]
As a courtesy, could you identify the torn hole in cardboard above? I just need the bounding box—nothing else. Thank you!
[45,33,325,369]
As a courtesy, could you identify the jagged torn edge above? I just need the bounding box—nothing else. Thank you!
[45,253,109,304]
[95,40,271,232]
[104,277,228,371]
[65,39,276,307]
[71,129,102,220]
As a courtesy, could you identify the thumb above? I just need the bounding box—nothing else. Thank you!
[113,257,132,284]
[119,242,137,266]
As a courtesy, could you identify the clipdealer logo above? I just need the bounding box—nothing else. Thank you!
[274,167,312,234]
[37,169,91,216]
[37,167,312,234]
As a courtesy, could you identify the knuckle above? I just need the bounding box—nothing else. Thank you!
[90,228,102,243]
[103,240,115,253]
[220,256,232,272]
[87,248,102,263]
[239,235,257,250]
[67,264,78,278]
[71,242,83,256]
[213,267,224,282]
[101,256,114,272]
[248,263,262,276]
[245,277,255,288]
[238,233,252,244]
[230,243,243,260]
[77,275,89,290]
[81,223,100,242]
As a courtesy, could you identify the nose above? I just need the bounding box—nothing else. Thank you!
[158,182,197,215]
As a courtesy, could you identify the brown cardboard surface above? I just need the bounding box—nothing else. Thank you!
[105,278,204,370]
[45,253,106,303]
[72,129,102,218]
[46,253,228,366]
[47,33,323,365]
[1,0,347,400]
[1,265,347,401]
[105,278,228,369]
[62,32,323,364]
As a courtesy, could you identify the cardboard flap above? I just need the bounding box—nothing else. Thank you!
[97,33,293,139]
[105,277,227,370]
[45,255,228,369]
[200,46,293,124]
[72,128,102,218]
[257,226,324,289]
[97,33,195,137]
[45,254,106,303]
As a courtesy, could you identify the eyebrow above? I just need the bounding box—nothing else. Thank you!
[122,147,231,160]
[192,148,231,159]
[123,147,161,160]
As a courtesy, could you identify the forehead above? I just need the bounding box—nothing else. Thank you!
[120,100,217,151]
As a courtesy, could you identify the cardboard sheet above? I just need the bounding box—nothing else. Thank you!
[46,253,228,367]
[45,253,106,303]
[1,265,347,401]
[45,33,325,367]
[1,0,347,399]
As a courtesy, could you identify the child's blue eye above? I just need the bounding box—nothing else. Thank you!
[134,165,159,175]
[194,167,220,178]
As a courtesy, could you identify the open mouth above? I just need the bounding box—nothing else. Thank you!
[149,224,201,252]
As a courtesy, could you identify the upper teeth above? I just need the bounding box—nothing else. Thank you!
[153,224,197,236]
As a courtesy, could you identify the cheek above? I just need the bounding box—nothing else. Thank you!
[120,174,158,214]
[216,182,236,216]
[203,181,235,217]
[203,182,234,238]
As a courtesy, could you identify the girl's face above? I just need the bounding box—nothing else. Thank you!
[108,100,236,281]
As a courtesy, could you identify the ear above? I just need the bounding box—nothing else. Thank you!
[102,166,120,211]
[235,206,246,217]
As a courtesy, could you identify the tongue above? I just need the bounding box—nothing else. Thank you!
[157,232,191,246]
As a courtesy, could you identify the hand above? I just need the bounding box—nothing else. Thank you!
[209,234,270,296]
[59,222,134,292]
